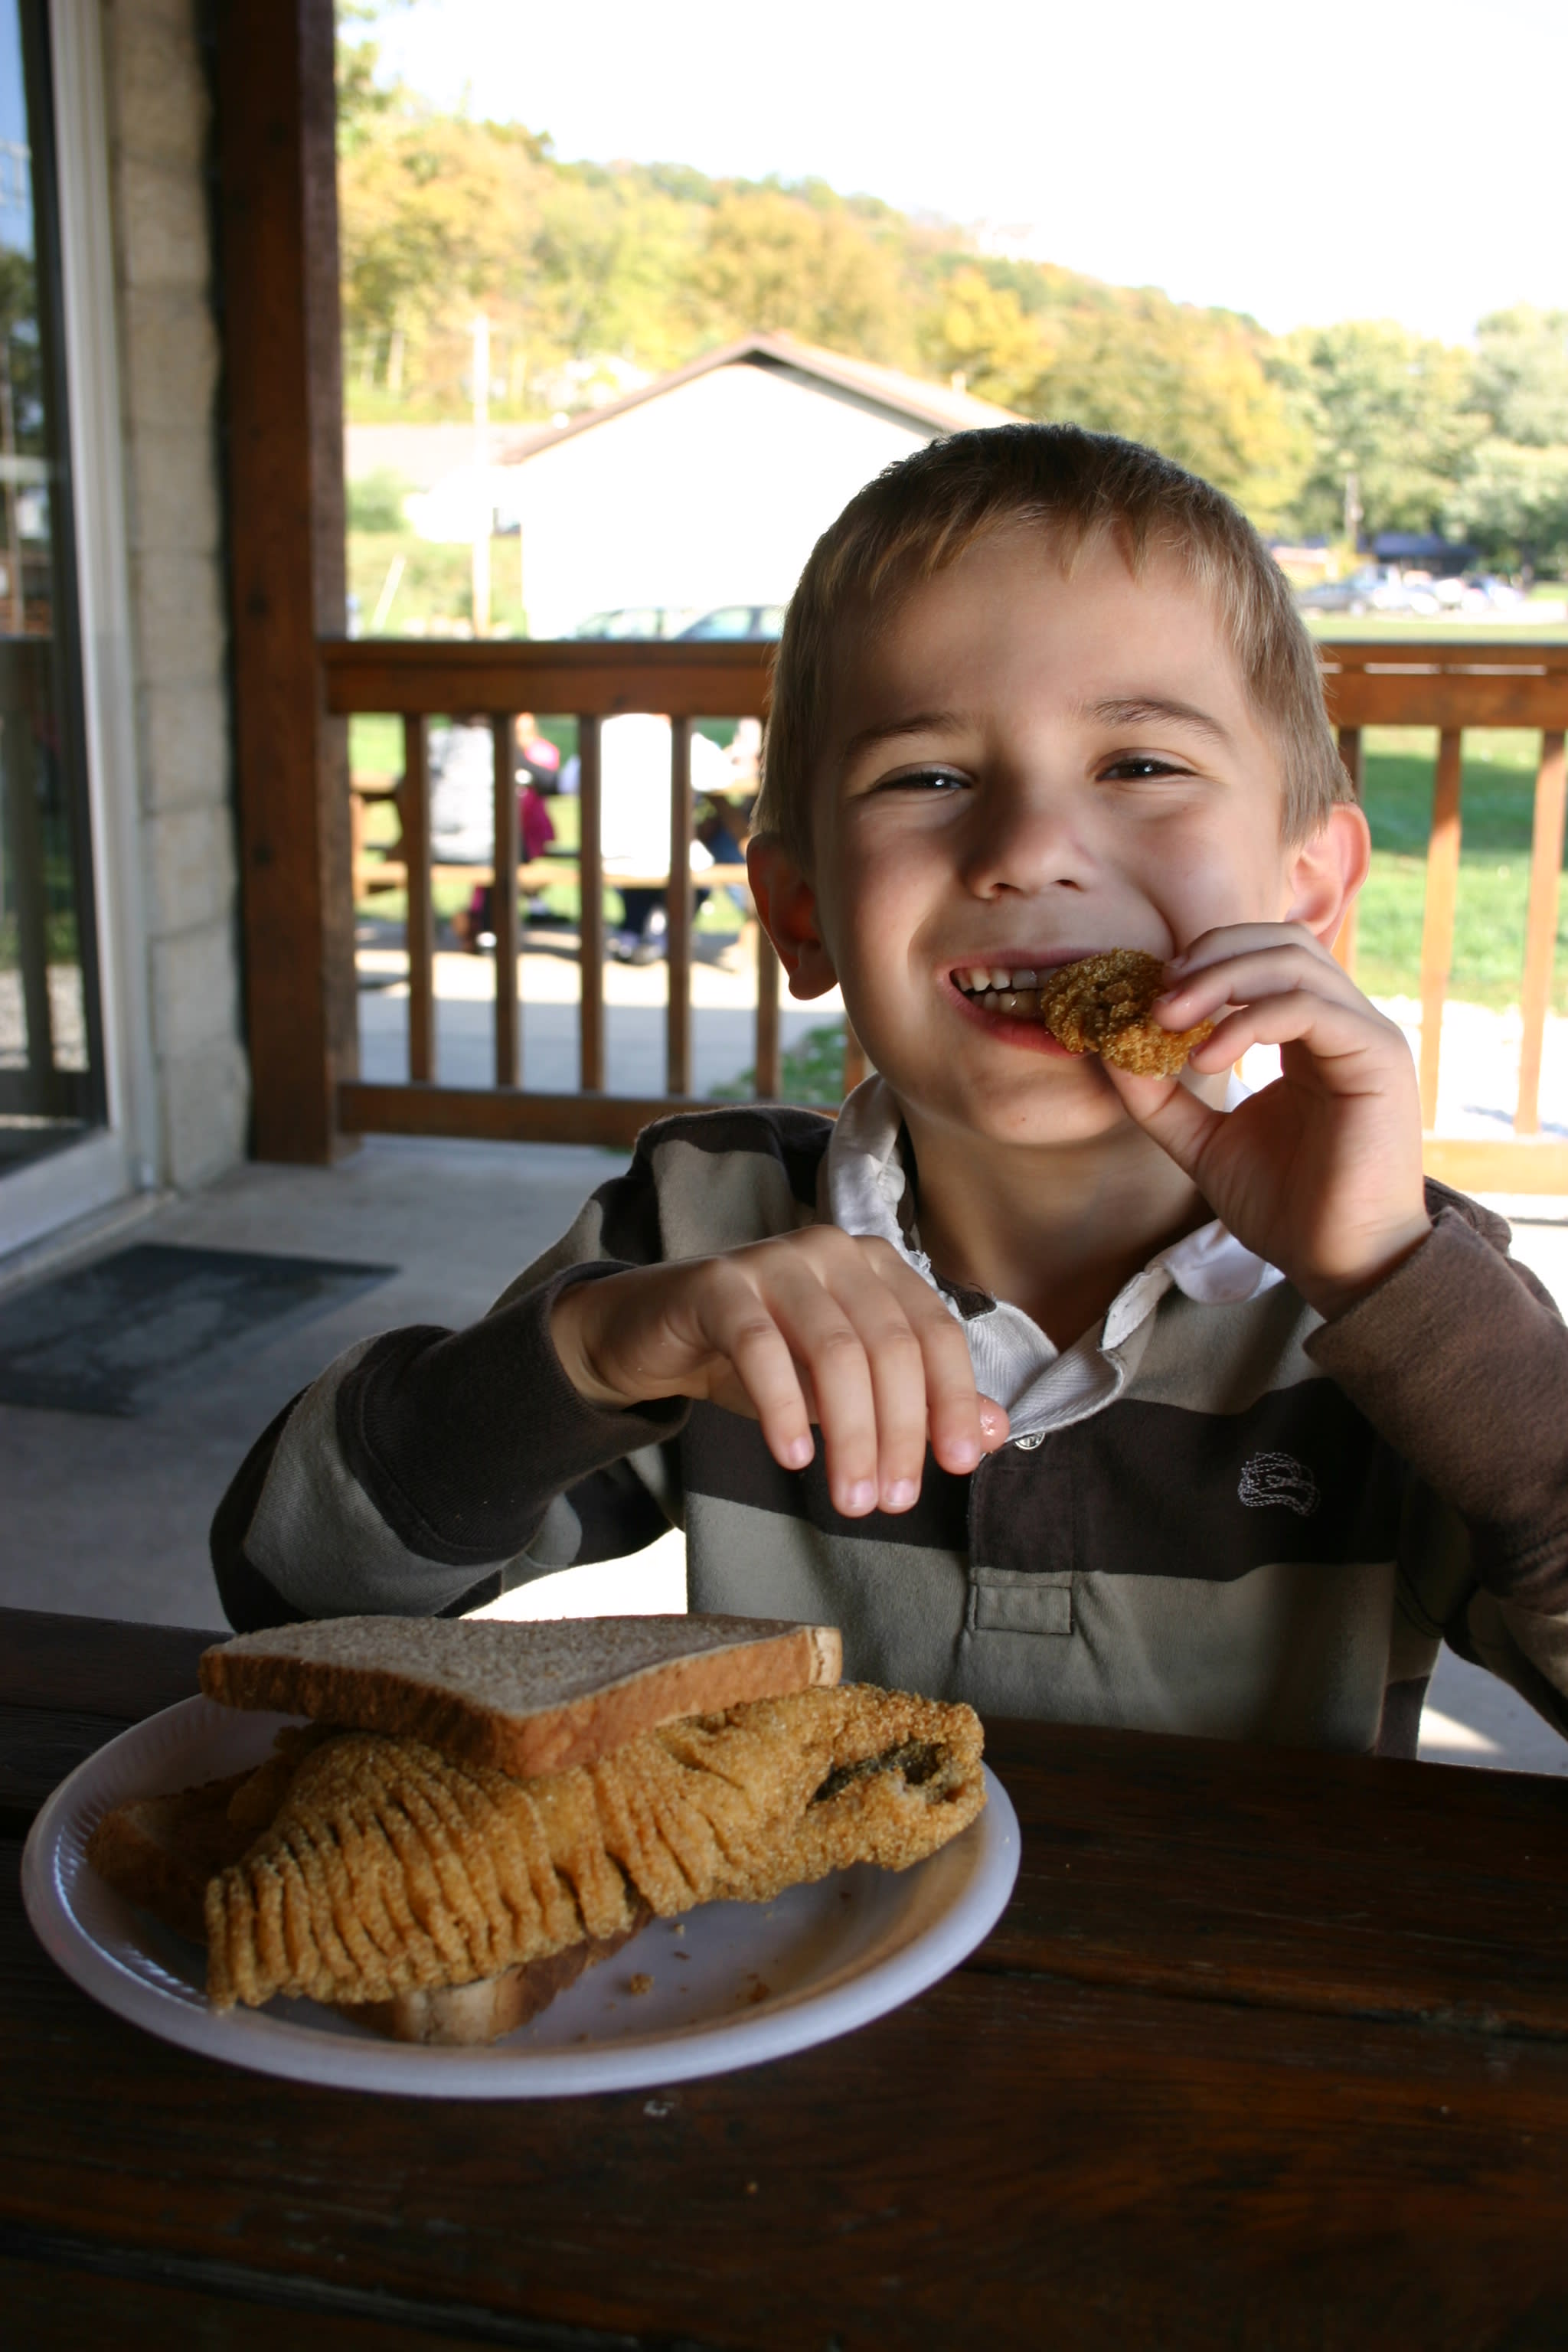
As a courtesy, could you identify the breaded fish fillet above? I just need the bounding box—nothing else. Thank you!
[205,1684,983,2012]
[1038,948,1215,1077]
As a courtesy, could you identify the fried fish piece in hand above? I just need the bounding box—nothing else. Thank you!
[205,1686,985,2014]
[1037,949,1215,1077]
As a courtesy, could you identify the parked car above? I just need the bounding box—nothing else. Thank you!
[1295,567,1384,616]
[1295,566,1446,618]
[676,603,787,642]
[573,607,695,639]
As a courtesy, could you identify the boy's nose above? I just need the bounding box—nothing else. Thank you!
[960,790,1093,897]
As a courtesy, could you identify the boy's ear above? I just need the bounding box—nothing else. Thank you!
[1283,802,1371,946]
[746,835,840,999]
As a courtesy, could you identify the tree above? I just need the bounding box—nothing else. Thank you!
[1444,441,1568,571]
[1471,305,1568,448]
[1271,320,1481,539]
[689,186,910,364]
[918,268,1044,410]
[1024,296,1308,527]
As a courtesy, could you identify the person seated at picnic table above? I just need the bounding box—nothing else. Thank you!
[212,425,1568,1766]
[596,712,731,963]
[427,713,560,952]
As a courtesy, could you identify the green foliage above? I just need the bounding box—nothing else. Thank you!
[711,1023,848,1107]
[1273,320,1482,538]
[332,22,1568,560]
[347,468,410,532]
[1472,306,1568,448]
[691,187,911,362]
[1443,441,1568,569]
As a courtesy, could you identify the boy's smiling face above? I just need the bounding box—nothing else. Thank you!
[771,524,1337,1151]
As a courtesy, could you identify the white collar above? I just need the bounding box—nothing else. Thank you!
[826,1072,1284,1334]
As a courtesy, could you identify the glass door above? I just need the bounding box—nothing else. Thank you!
[0,0,104,1178]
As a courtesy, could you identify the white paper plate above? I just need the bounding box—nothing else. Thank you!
[21,1695,1019,2099]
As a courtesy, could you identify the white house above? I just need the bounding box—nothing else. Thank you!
[482,335,1018,637]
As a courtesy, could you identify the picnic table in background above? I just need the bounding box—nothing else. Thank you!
[2,1604,1566,2347]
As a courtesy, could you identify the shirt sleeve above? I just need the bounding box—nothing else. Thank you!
[1306,1200,1568,1733]
[210,1158,691,1631]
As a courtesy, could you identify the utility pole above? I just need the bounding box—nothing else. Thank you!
[472,312,491,639]
[1343,469,1363,554]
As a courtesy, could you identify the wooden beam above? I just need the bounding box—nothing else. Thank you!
[1325,674,1568,729]
[322,639,773,720]
[1516,730,1567,1137]
[1418,733,1464,1130]
[339,1081,735,1150]
[1332,726,1363,976]
[1422,1137,1568,1194]
[577,717,605,1091]
[667,718,693,1096]
[399,717,434,1083]
[492,715,519,1088]
[218,0,354,1161]
[754,923,781,1099]
[1319,640,1568,674]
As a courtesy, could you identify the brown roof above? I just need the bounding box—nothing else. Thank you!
[495,332,1021,466]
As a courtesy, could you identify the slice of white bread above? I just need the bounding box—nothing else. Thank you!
[351,1909,650,2046]
[199,1612,843,1777]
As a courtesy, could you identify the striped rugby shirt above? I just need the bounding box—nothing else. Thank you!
[213,1087,1568,1759]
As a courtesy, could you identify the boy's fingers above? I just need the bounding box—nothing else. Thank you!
[1102,1063,1224,1183]
[1157,942,1361,1030]
[896,1278,1002,1477]
[695,1263,817,1469]
[822,1248,979,1508]
[1187,990,1404,1084]
[1165,921,1328,982]
[763,1259,887,1514]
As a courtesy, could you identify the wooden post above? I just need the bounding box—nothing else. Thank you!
[1332,726,1363,976]
[400,717,435,1083]
[667,718,694,1097]
[577,717,604,1091]
[217,0,356,1161]
[1418,731,1463,1131]
[1516,730,1567,1137]
[754,923,781,1099]
[492,715,519,1087]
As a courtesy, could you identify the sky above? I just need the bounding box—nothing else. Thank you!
[369,0,1568,345]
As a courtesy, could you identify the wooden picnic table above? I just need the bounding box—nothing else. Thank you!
[3,1602,1566,2347]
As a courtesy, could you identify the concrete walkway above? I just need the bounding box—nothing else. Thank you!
[0,1131,1564,1777]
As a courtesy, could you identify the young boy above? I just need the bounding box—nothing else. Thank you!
[214,426,1568,1758]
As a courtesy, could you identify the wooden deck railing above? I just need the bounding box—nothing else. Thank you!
[1321,641,1568,1191]
[322,636,1568,1187]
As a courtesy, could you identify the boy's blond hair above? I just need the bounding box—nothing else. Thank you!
[757,423,1351,861]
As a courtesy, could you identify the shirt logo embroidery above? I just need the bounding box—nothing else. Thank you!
[1237,1451,1320,1517]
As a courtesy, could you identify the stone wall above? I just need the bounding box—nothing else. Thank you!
[101,0,248,1186]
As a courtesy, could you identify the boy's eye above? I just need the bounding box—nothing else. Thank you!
[872,765,970,794]
[1099,753,1193,782]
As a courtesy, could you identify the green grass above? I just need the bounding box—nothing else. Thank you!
[1357,727,1566,1010]
[348,531,528,640]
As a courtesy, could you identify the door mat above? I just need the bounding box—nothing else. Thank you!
[0,1242,396,1417]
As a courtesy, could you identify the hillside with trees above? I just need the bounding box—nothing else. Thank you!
[338,21,1568,569]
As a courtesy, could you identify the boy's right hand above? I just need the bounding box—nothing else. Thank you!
[549,1230,1008,1518]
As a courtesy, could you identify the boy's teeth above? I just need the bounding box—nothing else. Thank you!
[958,965,1042,996]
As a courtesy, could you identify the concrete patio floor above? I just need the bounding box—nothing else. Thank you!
[1,1131,1565,1777]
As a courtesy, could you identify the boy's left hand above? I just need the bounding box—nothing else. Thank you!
[1103,922,1431,1321]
